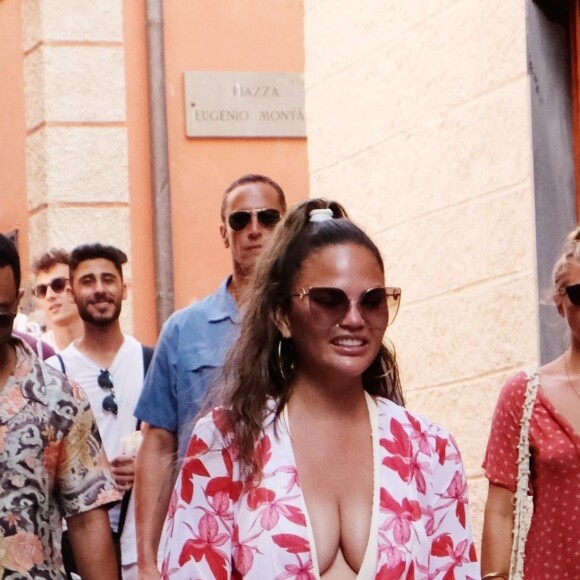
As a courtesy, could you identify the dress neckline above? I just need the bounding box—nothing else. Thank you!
[537,386,580,445]
[282,392,379,578]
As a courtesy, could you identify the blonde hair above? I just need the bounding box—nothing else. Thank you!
[552,226,580,293]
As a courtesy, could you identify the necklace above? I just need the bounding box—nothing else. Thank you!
[563,352,580,402]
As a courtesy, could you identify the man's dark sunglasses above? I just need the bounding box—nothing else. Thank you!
[98,369,118,415]
[33,277,68,299]
[0,312,16,329]
[227,208,282,231]
[559,283,580,306]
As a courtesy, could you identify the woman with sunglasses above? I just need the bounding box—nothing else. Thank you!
[161,199,478,579]
[482,227,580,579]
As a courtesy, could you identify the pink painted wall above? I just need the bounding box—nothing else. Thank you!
[0,0,308,344]
[124,0,157,344]
[0,0,30,272]
[161,0,309,308]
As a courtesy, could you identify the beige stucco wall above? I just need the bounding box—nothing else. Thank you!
[304,0,539,547]
[22,0,133,331]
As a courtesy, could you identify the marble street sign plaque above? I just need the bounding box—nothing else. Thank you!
[184,71,306,138]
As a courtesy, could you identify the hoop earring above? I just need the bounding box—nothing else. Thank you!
[277,337,295,381]
[368,353,390,379]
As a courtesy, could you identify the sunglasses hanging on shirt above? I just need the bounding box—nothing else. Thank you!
[98,369,118,415]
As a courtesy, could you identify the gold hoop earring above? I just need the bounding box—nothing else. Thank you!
[277,338,295,381]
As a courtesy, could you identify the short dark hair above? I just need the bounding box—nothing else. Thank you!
[0,234,21,290]
[69,243,128,280]
[220,174,286,221]
[32,248,71,276]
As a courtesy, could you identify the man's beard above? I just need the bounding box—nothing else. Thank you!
[78,300,122,327]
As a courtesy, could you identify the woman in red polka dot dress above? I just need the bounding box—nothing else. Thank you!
[481,227,580,579]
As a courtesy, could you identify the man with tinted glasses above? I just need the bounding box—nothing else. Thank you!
[32,248,83,352]
[0,234,120,579]
[47,243,150,580]
[134,173,287,578]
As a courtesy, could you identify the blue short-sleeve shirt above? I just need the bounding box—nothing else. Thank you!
[134,278,240,458]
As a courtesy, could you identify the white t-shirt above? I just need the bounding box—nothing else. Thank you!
[41,330,57,352]
[48,335,145,565]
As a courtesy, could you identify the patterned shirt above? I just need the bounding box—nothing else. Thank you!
[0,338,121,579]
[162,397,479,579]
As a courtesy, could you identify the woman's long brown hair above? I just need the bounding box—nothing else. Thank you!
[209,198,404,481]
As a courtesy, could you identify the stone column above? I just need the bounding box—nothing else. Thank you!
[22,0,133,329]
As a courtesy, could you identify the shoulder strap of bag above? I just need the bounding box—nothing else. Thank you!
[116,344,154,536]
[509,368,540,579]
[55,353,66,375]
[36,338,44,360]
[142,344,154,375]
[116,484,132,536]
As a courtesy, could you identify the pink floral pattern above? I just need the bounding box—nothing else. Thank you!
[162,399,479,579]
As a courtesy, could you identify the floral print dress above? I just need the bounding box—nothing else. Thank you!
[162,396,479,579]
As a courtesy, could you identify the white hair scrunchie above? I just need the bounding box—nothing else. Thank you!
[309,208,334,223]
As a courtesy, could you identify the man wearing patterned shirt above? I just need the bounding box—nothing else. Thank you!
[0,233,120,579]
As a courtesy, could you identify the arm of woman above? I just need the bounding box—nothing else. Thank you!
[161,411,239,580]
[481,482,514,577]
[480,372,529,578]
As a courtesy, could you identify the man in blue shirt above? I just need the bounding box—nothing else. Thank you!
[134,174,286,578]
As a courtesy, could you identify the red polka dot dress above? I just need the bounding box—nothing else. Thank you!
[483,371,580,578]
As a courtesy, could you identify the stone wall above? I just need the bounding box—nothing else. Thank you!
[304,0,539,547]
[22,0,133,330]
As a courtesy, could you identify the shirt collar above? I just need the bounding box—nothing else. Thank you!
[208,276,242,324]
